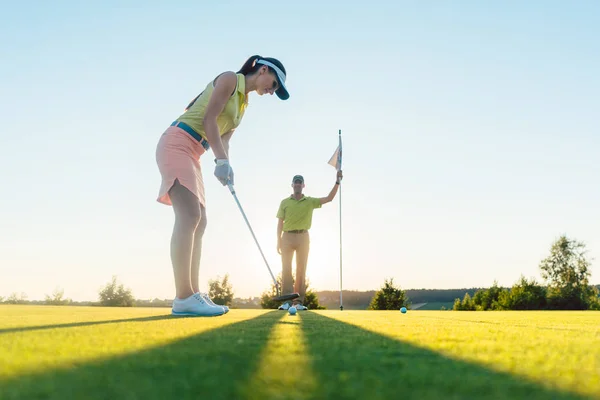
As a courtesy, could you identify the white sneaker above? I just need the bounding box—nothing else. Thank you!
[278,302,290,310]
[200,292,229,314]
[172,293,225,317]
[294,304,308,310]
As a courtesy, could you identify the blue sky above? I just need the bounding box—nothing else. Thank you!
[1,1,599,301]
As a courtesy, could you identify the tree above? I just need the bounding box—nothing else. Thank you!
[6,293,18,304]
[302,280,326,310]
[260,274,283,309]
[208,274,234,306]
[471,280,505,310]
[303,291,324,310]
[588,287,600,311]
[6,292,27,304]
[497,275,547,310]
[368,278,409,310]
[453,292,476,311]
[45,287,71,306]
[98,276,135,307]
[539,235,596,310]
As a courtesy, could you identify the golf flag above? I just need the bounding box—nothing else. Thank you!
[328,131,342,170]
[328,130,344,310]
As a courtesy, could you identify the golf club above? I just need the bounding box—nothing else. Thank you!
[226,182,299,303]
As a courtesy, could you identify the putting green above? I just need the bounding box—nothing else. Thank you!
[1,306,598,399]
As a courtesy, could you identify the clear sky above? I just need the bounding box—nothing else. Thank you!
[1,1,599,302]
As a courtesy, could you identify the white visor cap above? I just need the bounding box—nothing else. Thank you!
[256,59,289,100]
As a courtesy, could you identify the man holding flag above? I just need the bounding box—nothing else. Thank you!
[275,134,343,310]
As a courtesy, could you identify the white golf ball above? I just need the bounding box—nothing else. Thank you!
[288,306,297,315]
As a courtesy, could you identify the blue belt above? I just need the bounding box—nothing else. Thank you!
[170,121,210,150]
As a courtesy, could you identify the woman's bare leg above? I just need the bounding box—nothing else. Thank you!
[168,179,201,299]
[191,205,207,293]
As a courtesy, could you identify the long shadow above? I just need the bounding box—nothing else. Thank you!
[1,311,282,400]
[0,315,176,335]
[301,312,592,400]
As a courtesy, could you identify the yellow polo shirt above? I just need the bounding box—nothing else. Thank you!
[175,73,248,138]
[277,195,322,231]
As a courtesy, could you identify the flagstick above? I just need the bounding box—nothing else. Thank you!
[339,175,343,311]
[338,129,343,311]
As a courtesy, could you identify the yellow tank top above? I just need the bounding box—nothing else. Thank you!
[176,73,248,139]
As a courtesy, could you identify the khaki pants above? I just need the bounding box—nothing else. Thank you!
[281,231,310,305]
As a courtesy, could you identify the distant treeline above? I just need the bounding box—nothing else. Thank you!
[3,286,598,310]
[314,288,486,310]
[0,289,481,309]
[454,280,600,311]
[315,284,600,310]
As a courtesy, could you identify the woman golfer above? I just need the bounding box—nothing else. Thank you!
[155,55,289,316]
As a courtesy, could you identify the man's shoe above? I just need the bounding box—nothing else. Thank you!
[294,304,308,310]
[172,293,225,317]
[278,302,290,311]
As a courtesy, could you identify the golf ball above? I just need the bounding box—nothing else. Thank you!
[400,307,407,313]
[288,306,297,315]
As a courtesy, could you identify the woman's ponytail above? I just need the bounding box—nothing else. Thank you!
[237,55,262,75]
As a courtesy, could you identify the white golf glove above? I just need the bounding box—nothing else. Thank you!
[214,159,234,186]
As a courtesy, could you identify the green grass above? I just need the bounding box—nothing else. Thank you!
[1,306,599,399]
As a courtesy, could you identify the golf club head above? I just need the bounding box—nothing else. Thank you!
[272,292,300,302]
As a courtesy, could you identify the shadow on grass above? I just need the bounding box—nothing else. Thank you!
[0,315,176,335]
[301,312,591,400]
[1,311,282,400]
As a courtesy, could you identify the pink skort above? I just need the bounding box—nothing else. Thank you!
[155,126,207,207]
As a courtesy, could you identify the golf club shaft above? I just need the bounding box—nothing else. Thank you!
[227,183,280,294]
